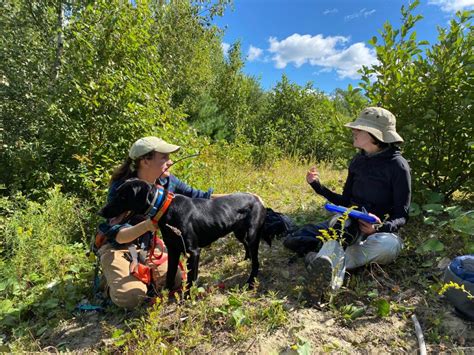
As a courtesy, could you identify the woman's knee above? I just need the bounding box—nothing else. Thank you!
[109,281,148,309]
[345,233,402,269]
[366,233,402,264]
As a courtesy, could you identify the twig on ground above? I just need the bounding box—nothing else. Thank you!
[411,314,427,355]
[245,335,258,352]
[369,263,398,289]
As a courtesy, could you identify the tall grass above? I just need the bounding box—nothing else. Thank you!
[0,186,93,349]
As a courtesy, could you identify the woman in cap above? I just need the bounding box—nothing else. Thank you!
[97,137,219,309]
[284,107,411,291]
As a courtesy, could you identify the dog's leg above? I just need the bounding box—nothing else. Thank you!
[246,236,261,288]
[235,231,250,260]
[243,242,250,260]
[186,247,201,288]
[166,249,180,291]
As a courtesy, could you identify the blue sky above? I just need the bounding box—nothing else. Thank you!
[214,0,473,93]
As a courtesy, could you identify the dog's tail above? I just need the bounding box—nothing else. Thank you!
[260,208,297,246]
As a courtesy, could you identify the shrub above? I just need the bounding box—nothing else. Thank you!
[360,2,473,199]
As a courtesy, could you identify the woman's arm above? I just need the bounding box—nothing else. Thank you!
[307,165,353,207]
[164,175,214,199]
[115,218,157,244]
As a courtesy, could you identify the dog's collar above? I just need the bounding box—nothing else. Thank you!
[148,185,174,225]
[145,186,165,218]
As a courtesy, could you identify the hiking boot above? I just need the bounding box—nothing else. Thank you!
[305,252,333,293]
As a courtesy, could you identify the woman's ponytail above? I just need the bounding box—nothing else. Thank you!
[110,151,155,185]
[110,157,136,184]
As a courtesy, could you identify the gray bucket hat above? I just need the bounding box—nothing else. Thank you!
[129,136,180,159]
[344,107,404,143]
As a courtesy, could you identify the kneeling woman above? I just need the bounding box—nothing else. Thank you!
[284,107,411,289]
[98,137,216,309]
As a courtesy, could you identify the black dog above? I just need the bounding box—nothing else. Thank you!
[99,179,276,290]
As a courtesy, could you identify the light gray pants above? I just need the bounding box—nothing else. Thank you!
[325,214,403,269]
[345,232,402,269]
[315,233,402,289]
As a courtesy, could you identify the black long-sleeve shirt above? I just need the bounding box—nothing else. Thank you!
[310,147,411,233]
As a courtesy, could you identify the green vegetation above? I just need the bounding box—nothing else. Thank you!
[0,0,472,352]
[360,1,473,199]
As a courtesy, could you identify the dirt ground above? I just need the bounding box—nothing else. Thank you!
[43,237,474,353]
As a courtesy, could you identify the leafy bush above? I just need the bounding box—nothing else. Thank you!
[247,75,357,162]
[360,2,473,199]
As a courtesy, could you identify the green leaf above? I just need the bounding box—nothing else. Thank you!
[409,202,421,217]
[297,340,312,355]
[444,205,463,218]
[42,298,59,309]
[112,329,124,338]
[422,203,444,214]
[417,238,445,254]
[466,242,474,254]
[231,307,248,327]
[228,295,242,308]
[0,299,15,314]
[423,216,437,225]
[425,192,444,204]
[451,211,474,236]
[367,289,379,298]
[350,307,366,320]
[374,299,390,317]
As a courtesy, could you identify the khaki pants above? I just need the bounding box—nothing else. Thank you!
[98,243,182,309]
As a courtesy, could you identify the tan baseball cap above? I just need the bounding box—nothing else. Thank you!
[129,136,180,159]
[345,107,404,143]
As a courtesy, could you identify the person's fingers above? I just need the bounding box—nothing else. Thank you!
[368,213,381,223]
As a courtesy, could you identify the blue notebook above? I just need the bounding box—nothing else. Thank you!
[324,203,377,223]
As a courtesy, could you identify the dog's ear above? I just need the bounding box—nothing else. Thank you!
[98,179,155,218]
[121,179,154,213]
[98,196,127,219]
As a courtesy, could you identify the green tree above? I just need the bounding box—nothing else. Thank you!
[360,2,473,199]
[1,0,198,197]
[251,75,348,161]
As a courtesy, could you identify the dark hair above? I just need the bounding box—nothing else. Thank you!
[368,133,390,150]
[110,151,156,184]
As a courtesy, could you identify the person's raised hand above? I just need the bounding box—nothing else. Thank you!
[306,166,320,184]
[358,213,381,235]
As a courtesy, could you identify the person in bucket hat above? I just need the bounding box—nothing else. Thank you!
[96,136,221,309]
[344,107,404,144]
[284,107,411,296]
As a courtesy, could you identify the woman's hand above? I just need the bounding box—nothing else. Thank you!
[358,213,381,235]
[306,166,320,184]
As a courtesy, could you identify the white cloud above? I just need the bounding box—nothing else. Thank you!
[247,45,263,61]
[312,42,379,79]
[268,34,378,79]
[269,34,348,69]
[345,8,376,21]
[221,42,230,56]
[323,8,338,15]
[428,0,474,12]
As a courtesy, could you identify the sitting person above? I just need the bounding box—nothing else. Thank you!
[284,107,411,290]
[98,136,222,309]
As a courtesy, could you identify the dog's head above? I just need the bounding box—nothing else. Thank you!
[98,179,157,219]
